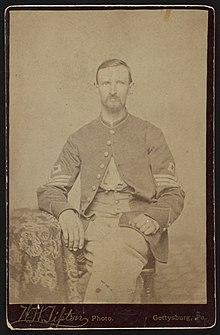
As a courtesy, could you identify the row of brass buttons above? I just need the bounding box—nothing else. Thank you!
[86,134,114,203]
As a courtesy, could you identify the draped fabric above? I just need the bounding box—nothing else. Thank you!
[9,208,84,304]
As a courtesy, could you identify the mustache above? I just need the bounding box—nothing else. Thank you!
[107,95,120,99]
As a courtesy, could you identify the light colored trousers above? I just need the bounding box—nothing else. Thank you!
[83,190,150,303]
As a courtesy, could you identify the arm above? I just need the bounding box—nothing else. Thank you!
[143,126,185,232]
[37,135,84,251]
[37,134,81,218]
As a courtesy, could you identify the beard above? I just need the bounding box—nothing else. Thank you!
[103,95,124,112]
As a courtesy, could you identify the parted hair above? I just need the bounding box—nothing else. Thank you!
[96,59,133,84]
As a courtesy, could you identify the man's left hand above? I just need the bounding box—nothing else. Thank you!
[130,214,160,235]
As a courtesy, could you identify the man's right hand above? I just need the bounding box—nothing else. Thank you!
[59,210,84,251]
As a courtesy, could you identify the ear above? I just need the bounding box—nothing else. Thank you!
[128,81,134,95]
[94,82,100,95]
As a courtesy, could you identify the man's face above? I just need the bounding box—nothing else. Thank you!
[96,65,133,113]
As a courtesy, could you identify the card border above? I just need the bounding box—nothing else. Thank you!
[3,2,216,331]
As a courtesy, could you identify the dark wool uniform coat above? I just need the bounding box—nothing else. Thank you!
[37,113,185,263]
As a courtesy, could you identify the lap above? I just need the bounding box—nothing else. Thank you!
[84,216,149,259]
[118,226,149,258]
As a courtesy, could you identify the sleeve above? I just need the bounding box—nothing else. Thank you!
[37,135,81,219]
[144,126,185,231]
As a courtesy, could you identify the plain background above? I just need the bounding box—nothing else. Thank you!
[9,9,208,303]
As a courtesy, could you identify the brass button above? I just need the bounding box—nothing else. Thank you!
[87,197,91,202]
[92,186,96,191]
[100,163,105,169]
[96,174,101,179]
[110,129,115,135]
[107,140,111,146]
[115,200,119,204]
[104,151,109,157]
[163,228,167,232]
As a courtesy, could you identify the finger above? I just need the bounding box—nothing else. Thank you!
[78,222,85,249]
[136,221,145,229]
[139,223,148,233]
[139,221,152,232]
[135,216,147,229]
[61,228,68,247]
[144,225,155,236]
[68,228,74,251]
[73,224,80,251]
[136,215,151,228]
[132,215,142,225]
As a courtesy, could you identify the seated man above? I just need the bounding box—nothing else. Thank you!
[37,59,185,303]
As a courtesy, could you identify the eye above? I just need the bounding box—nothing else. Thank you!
[102,81,110,86]
[117,80,125,85]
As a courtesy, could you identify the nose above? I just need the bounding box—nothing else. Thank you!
[110,83,117,95]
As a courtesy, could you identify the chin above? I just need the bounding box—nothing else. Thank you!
[106,103,124,113]
[107,107,122,113]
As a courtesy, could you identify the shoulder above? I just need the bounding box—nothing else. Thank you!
[67,117,99,142]
[128,113,162,135]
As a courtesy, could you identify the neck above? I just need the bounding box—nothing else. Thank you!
[100,106,127,125]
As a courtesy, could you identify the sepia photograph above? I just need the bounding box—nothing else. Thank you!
[6,5,215,329]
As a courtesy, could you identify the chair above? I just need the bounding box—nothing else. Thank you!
[141,254,156,303]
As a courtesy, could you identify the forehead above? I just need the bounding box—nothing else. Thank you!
[98,65,130,82]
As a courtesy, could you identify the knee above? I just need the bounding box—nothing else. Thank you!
[118,227,149,257]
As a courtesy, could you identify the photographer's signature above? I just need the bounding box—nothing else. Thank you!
[11,304,89,328]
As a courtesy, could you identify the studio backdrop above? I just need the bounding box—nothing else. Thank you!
[9,8,208,304]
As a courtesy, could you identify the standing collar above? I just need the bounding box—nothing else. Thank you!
[99,109,129,128]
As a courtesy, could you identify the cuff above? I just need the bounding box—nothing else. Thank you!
[51,201,79,219]
[144,206,171,231]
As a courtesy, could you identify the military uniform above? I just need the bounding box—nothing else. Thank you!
[37,111,185,303]
[37,112,184,261]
